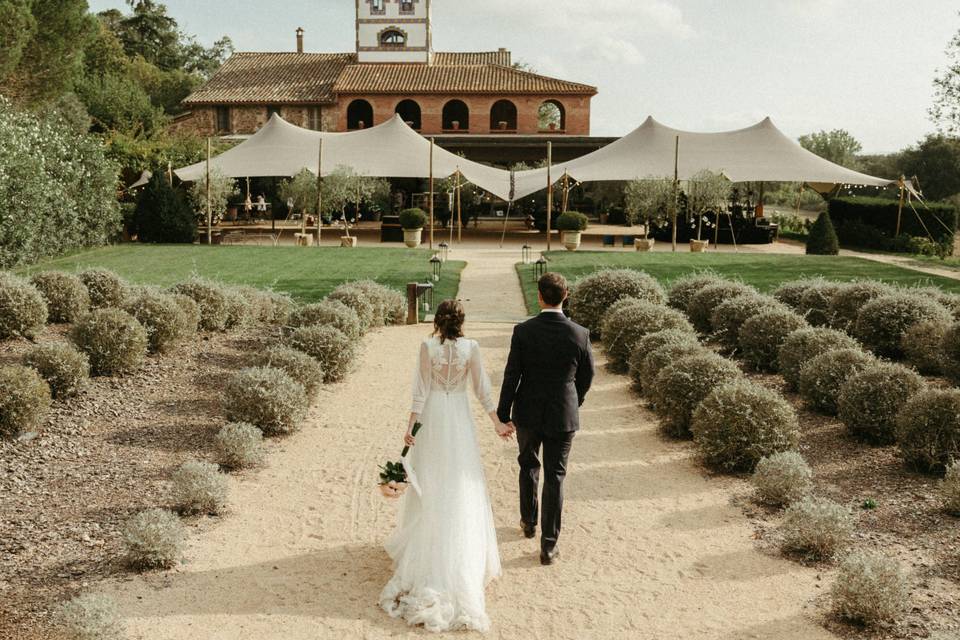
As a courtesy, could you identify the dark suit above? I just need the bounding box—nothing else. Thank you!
[497,310,594,552]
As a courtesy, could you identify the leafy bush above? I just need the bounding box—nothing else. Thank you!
[752,451,813,507]
[780,496,855,560]
[853,293,953,358]
[261,290,295,325]
[650,352,743,438]
[398,207,427,229]
[942,322,960,385]
[327,284,376,332]
[798,348,875,415]
[23,343,89,399]
[838,362,925,444]
[71,308,148,376]
[171,460,229,515]
[828,281,896,332]
[601,299,692,371]
[0,365,51,438]
[288,300,361,340]
[556,211,589,232]
[686,280,757,335]
[709,294,783,352]
[738,308,809,372]
[169,278,230,332]
[666,272,725,312]
[222,288,251,330]
[627,329,701,391]
[941,462,960,515]
[215,422,264,470]
[169,294,200,335]
[288,325,357,383]
[224,366,307,436]
[124,290,190,353]
[56,593,124,640]
[0,272,48,340]
[829,196,957,252]
[830,551,909,626]
[895,388,960,473]
[634,341,708,395]
[691,380,800,473]
[133,173,196,243]
[351,280,406,327]
[805,211,839,255]
[797,282,844,327]
[258,345,324,397]
[122,508,185,570]
[773,278,829,310]
[29,271,89,323]
[569,269,666,338]
[233,286,274,325]
[79,269,126,310]
[778,327,859,390]
[902,318,951,374]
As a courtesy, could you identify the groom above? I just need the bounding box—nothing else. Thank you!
[497,272,594,565]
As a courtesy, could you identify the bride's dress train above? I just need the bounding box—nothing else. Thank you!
[380,336,501,632]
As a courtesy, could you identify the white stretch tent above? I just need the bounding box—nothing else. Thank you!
[176,113,514,201]
[511,116,894,200]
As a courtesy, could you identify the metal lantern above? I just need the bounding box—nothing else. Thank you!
[534,255,548,279]
[438,242,449,262]
[521,244,532,264]
[430,255,442,282]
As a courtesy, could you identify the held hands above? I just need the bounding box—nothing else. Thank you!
[492,416,515,441]
[404,430,416,447]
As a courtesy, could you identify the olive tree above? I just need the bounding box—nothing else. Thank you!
[686,170,732,241]
[188,168,238,226]
[624,177,673,238]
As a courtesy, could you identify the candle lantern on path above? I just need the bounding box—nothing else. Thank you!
[438,242,449,262]
[534,256,548,280]
[522,244,532,264]
[430,255,442,282]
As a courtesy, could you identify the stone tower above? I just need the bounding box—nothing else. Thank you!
[356,0,432,64]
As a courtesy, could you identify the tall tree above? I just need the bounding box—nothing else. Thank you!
[931,13,960,135]
[798,129,863,168]
[0,0,36,79]
[900,135,960,201]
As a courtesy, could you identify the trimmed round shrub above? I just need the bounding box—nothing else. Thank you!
[778,327,859,390]
[666,272,725,312]
[895,388,960,473]
[556,210,589,231]
[327,284,376,332]
[902,318,951,375]
[288,300,362,340]
[169,279,230,332]
[634,341,708,395]
[627,329,700,391]
[399,207,427,229]
[752,451,813,507]
[853,293,953,358]
[56,593,124,640]
[738,308,809,372]
[838,362,925,444]
[691,380,800,473]
[796,281,844,327]
[71,308,148,376]
[780,496,855,560]
[942,462,960,515]
[0,272,48,340]
[29,271,89,323]
[235,286,275,324]
[773,278,829,310]
[224,366,308,436]
[906,286,960,321]
[169,294,200,335]
[79,268,125,309]
[828,281,895,332]
[262,290,295,326]
[941,322,960,385]
[686,280,757,335]
[798,348,875,415]
[352,280,406,328]
[222,288,251,330]
[258,345,324,397]
[601,299,692,371]
[0,365,51,438]
[830,551,908,626]
[124,290,190,354]
[709,294,783,352]
[215,422,264,470]
[122,508,185,570]
[23,343,89,399]
[288,325,357,383]
[650,352,743,438]
[171,460,229,515]
[569,269,666,338]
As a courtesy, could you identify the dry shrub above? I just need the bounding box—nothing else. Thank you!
[902,318,951,375]
[169,278,230,332]
[0,365,51,438]
[352,280,406,327]
[71,308,148,376]
[666,272,725,312]
[828,281,895,331]
[569,269,666,338]
[601,299,692,371]
[56,593,124,640]
[686,280,757,335]
[122,508,185,570]
[0,272,48,340]
[778,327,859,390]
[23,343,89,399]
[709,294,783,352]
[780,496,855,560]
[627,329,701,392]
[691,380,800,473]
[327,283,376,332]
[224,366,307,436]
[838,362,925,445]
[941,322,960,385]
[798,348,875,415]
[288,300,362,340]
[215,422,264,470]
[29,271,89,323]
[738,308,809,372]
[752,451,813,507]
[853,293,952,358]
[831,551,909,626]
[773,278,829,310]
[941,462,960,515]
[222,288,251,330]
[79,268,126,309]
[171,460,229,515]
[124,290,190,353]
[650,352,743,438]
[288,325,357,383]
[262,290,295,325]
[895,388,960,473]
[797,281,844,327]
[169,293,200,335]
[258,345,324,397]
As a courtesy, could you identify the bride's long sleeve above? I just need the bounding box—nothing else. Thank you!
[410,340,432,415]
[469,341,496,414]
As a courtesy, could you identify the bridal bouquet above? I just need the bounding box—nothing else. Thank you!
[378,422,422,499]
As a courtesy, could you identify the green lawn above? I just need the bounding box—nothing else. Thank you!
[516,251,960,314]
[17,245,463,306]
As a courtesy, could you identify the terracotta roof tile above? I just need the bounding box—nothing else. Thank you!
[431,50,512,66]
[335,63,596,95]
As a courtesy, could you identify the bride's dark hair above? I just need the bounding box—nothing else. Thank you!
[433,299,465,343]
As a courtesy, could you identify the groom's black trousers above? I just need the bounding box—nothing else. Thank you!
[517,428,575,552]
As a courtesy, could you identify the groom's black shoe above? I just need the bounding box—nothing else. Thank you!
[540,548,559,566]
[522,522,536,539]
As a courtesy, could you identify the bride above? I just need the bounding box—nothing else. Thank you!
[380,299,514,633]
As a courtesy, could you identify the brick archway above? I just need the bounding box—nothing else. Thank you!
[395,99,422,130]
[442,100,470,131]
[489,100,517,132]
[347,99,374,130]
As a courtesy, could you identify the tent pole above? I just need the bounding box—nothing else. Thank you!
[205,137,212,246]
[561,172,570,213]
[671,136,679,252]
[429,137,435,251]
[167,162,173,187]
[456,169,462,244]
[449,172,455,247]
[896,176,906,237]
[546,142,553,252]
[316,137,323,246]
[795,182,804,216]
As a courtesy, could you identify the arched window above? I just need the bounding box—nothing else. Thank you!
[442,100,470,131]
[490,100,518,132]
[380,29,406,46]
[538,100,565,131]
[395,99,422,130]
[347,99,373,130]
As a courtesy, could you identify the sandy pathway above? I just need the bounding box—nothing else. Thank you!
[106,249,837,639]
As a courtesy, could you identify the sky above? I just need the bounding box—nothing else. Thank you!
[88,0,959,154]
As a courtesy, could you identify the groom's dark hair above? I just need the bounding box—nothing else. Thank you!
[538,272,568,306]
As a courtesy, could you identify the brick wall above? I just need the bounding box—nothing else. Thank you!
[171,105,337,136]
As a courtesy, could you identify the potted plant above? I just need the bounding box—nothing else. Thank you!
[339,217,357,247]
[624,177,671,252]
[687,170,731,253]
[399,208,428,248]
[556,211,589,251]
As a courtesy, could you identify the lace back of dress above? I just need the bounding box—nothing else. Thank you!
[431,338,469,392]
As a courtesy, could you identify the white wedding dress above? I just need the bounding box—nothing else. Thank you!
[380,336,502,633]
